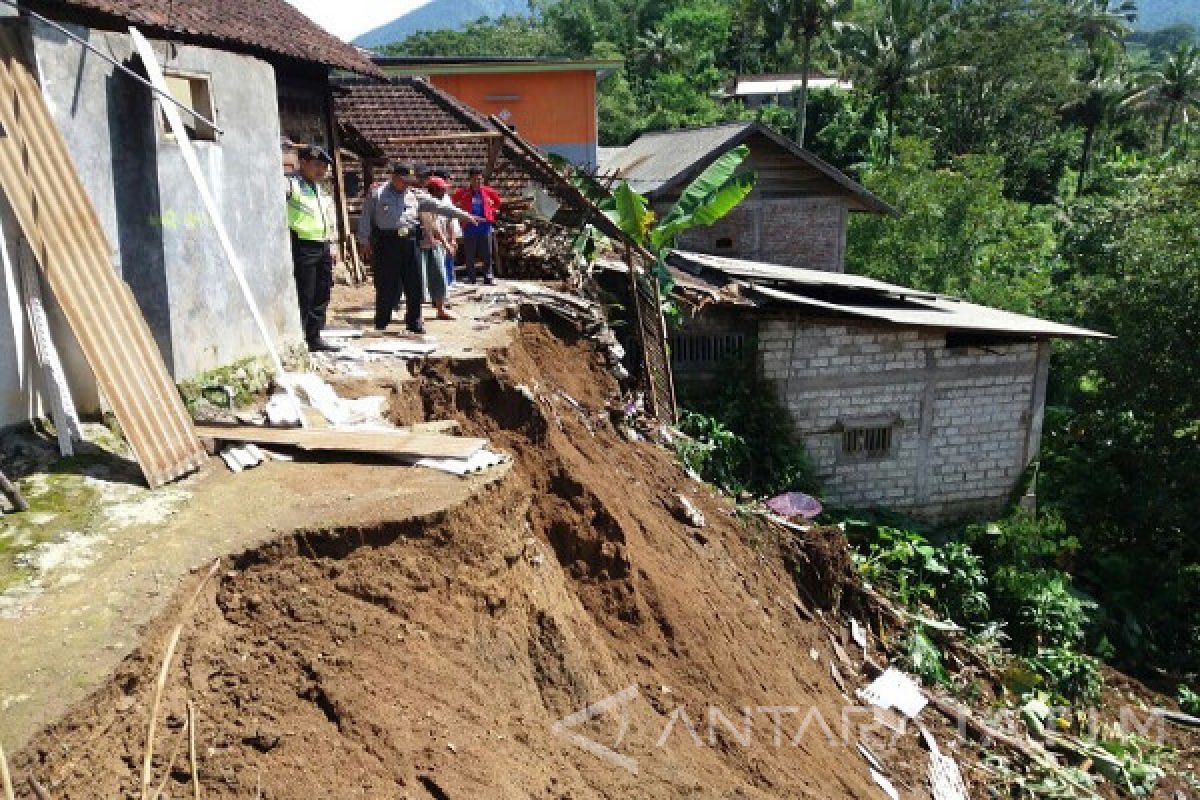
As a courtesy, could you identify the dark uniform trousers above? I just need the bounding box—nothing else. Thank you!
[291,235,332,347]
[373,228,424,331]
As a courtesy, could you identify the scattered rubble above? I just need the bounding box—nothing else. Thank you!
[672,493,706,528]
[496,214,584,282]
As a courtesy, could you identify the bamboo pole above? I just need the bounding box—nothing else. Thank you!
[188,701,200,800]
[0,743,15,800]
[0,470,27,512]
[140,561,219,800]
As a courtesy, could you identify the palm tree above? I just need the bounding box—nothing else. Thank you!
[633,27,685,72]
[1064,0,1137,77]
[1061,74,1128,194]
[1123,43,1200,151]
[787,0,853,146]
[840,0,944,158]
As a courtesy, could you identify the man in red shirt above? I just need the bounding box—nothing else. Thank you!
[452,167,501,284]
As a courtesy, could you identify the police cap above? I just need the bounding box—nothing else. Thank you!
[298,145,333,165]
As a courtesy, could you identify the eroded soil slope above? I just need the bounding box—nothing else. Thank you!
[13,322,911,799]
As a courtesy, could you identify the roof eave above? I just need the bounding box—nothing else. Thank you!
[625,122,898,216]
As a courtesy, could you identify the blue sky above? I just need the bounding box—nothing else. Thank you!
[285,0,428,41]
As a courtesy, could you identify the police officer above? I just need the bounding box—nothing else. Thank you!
[286,145,339,352]
[357,163,480,334]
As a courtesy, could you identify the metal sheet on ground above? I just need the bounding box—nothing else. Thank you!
[0,29,206,487]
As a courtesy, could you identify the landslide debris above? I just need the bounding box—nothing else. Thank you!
[13,321,925,799]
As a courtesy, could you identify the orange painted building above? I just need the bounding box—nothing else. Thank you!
[374,56,622,169]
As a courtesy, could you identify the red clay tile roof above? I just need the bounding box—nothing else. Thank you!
[334,78,551,199]
[27,0,383,76]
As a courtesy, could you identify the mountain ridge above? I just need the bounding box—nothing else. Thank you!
[1137,0,1199,32]
[354,0,531,49]
[353,0,1198,51]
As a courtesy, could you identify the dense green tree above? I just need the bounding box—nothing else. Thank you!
[839,0,947,157]
[1061,73,1130,194]
[1065,0,1138,78]
[1044,161,1200,670]
[1123,42,1200,149]
[379,15,557,57]
[846,139,1060,314]
[928,0,1074,159]
[631,26,685,93]
[744,0,853,145]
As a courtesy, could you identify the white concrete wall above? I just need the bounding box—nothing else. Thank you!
[759,316,1050,522]
[28,23,303,380]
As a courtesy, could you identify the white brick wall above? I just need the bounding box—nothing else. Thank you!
[759,317,1044,522]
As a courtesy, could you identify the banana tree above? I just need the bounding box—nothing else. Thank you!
[604,144,757,314]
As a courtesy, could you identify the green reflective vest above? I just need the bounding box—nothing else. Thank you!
[286,175,330,242]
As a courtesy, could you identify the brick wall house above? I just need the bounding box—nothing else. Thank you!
[668,251,1106,522]
[598,122,894,271]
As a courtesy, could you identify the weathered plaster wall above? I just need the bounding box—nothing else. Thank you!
[755,316,1050,522]
[27,21,301,380]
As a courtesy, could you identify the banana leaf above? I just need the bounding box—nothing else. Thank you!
[650,145,756,251]
[609,181,655,246]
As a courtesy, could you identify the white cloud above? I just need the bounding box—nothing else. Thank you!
[284,0,431,41]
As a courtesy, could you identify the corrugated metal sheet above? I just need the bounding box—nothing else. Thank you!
[671,251,940,299]
[0,28,207,487]
[671,251,1109,340]
[734,76,852,94]
[749,284,1108,338]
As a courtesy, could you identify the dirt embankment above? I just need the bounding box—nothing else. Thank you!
[12,321,922,799]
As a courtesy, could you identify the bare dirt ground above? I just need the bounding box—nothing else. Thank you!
[0,283,520,751]
[0,427,508,754]
[7,318,940,800]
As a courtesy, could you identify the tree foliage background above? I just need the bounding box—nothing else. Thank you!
[382,1,1200,674]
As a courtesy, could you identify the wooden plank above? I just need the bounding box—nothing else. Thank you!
[193,424,487,460]
[0,220,23,383]
[16,238,83,455]
[382,132,502,145]
[0,29,206,487]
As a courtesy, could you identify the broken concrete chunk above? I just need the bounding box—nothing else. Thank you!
[673,493,706,528]
[265,390,303,428]
[929,750,969,800]
[870,768,900,800]
[857,667,928,719]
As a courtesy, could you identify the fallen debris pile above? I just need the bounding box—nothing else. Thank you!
[495,216,582,282]
[10,321,932,800]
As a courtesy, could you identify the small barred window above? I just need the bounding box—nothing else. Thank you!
[842,425,893,459]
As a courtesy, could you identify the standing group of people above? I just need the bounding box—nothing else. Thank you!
[286,145,502,352]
